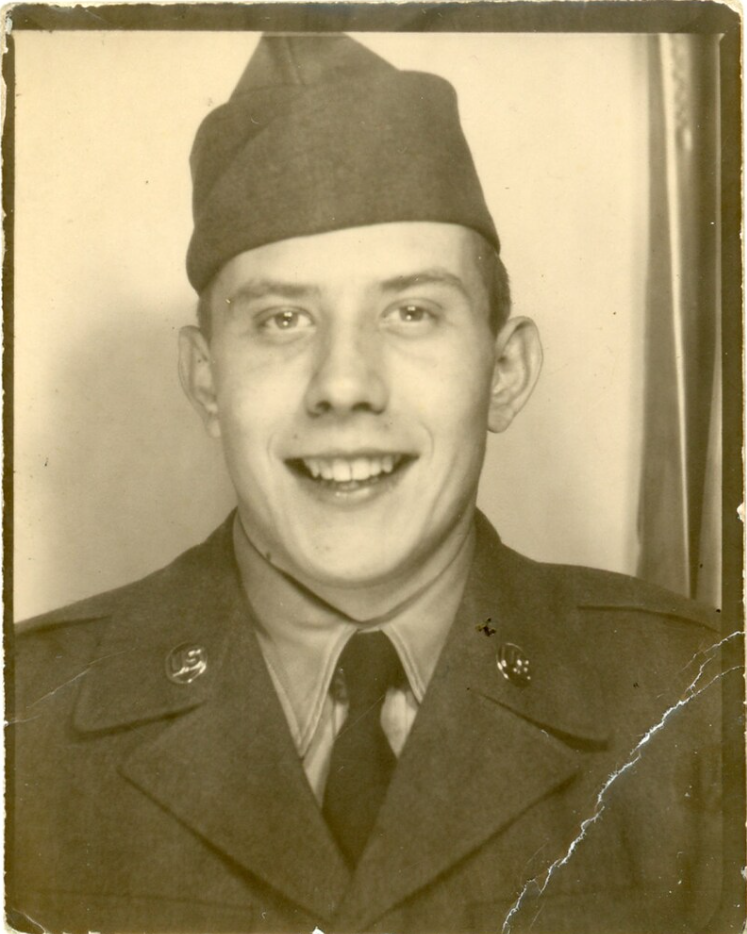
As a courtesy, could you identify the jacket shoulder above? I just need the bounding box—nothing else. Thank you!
[12,561,175,711]
[566,563,720,631]
[476,513,721,635]
[16,580,140,636]
[12,516,237,713]
[15,515,236,638]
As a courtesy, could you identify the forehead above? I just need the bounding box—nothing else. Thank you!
[212,222,485,296]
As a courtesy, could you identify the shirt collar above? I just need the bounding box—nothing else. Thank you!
[233,517,475,755]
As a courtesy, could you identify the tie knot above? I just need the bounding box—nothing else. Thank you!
[336,631,405,710]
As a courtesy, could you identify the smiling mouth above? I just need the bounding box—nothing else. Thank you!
[286,454,416,492]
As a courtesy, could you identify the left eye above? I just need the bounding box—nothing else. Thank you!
[385,304,435,325]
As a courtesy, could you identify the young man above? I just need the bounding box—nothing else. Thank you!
[10,34,732,934]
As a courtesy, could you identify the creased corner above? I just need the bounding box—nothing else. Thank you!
[5,907,51,934]
[501,631,742,934]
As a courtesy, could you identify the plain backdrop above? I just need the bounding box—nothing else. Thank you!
[13,31,649,620]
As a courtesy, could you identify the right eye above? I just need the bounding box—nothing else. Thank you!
[258,309,314,333]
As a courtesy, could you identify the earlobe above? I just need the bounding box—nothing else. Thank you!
[487,317,543,433]
[178,326,222,439]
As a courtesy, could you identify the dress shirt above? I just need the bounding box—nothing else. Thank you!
[233,517,474,802]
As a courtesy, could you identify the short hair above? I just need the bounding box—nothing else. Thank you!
[470,234,512,334]
[196,232,511,338]
[196,285,214,338]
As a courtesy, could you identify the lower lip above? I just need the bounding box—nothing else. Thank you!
[288,460,415,507]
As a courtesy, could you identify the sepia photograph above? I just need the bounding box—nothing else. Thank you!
[5,3,744,933]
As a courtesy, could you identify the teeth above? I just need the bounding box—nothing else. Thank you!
[332,459,352,483]
[320,460,334,480]
[301,455,402,483]
[351,458,371,481]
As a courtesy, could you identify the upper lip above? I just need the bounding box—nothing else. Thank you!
[286,449,414,460]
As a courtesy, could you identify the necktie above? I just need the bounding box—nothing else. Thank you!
[323,631,405,866]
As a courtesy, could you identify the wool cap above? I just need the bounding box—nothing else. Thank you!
[186,34,499,293]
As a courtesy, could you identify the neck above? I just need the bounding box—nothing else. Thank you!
[237,510,477,623]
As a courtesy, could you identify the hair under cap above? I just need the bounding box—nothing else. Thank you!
[187,34,499,293]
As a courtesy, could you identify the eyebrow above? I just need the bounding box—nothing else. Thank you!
[379,269,468,297]
[225,268,467,305]
[226,279,321,304]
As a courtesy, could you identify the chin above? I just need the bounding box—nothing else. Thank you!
[282,514,448,590]
[295,551,403,590]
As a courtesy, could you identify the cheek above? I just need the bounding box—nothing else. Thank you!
[412,344,494,443]
[212,356,296,468]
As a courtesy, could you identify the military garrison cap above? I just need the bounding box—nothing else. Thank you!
[187,34,499,293]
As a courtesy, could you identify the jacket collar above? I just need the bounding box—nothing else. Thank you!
[72,511,609,927]
[74,512,606,743]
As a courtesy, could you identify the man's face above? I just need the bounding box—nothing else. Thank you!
[191,223,501,589]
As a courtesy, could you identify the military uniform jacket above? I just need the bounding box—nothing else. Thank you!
[9,513,733,934]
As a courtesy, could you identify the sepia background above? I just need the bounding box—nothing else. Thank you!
[12,31,722,620]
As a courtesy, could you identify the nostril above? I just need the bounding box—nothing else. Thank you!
[310,400,332,417]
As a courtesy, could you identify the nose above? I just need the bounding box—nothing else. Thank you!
[304,323,388,417]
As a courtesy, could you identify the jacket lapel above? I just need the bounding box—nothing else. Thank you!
[74,515,351,924]
[335,515,610,930]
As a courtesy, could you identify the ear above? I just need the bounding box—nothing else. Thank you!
[487,316,543,433]
[178,326,221,439]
